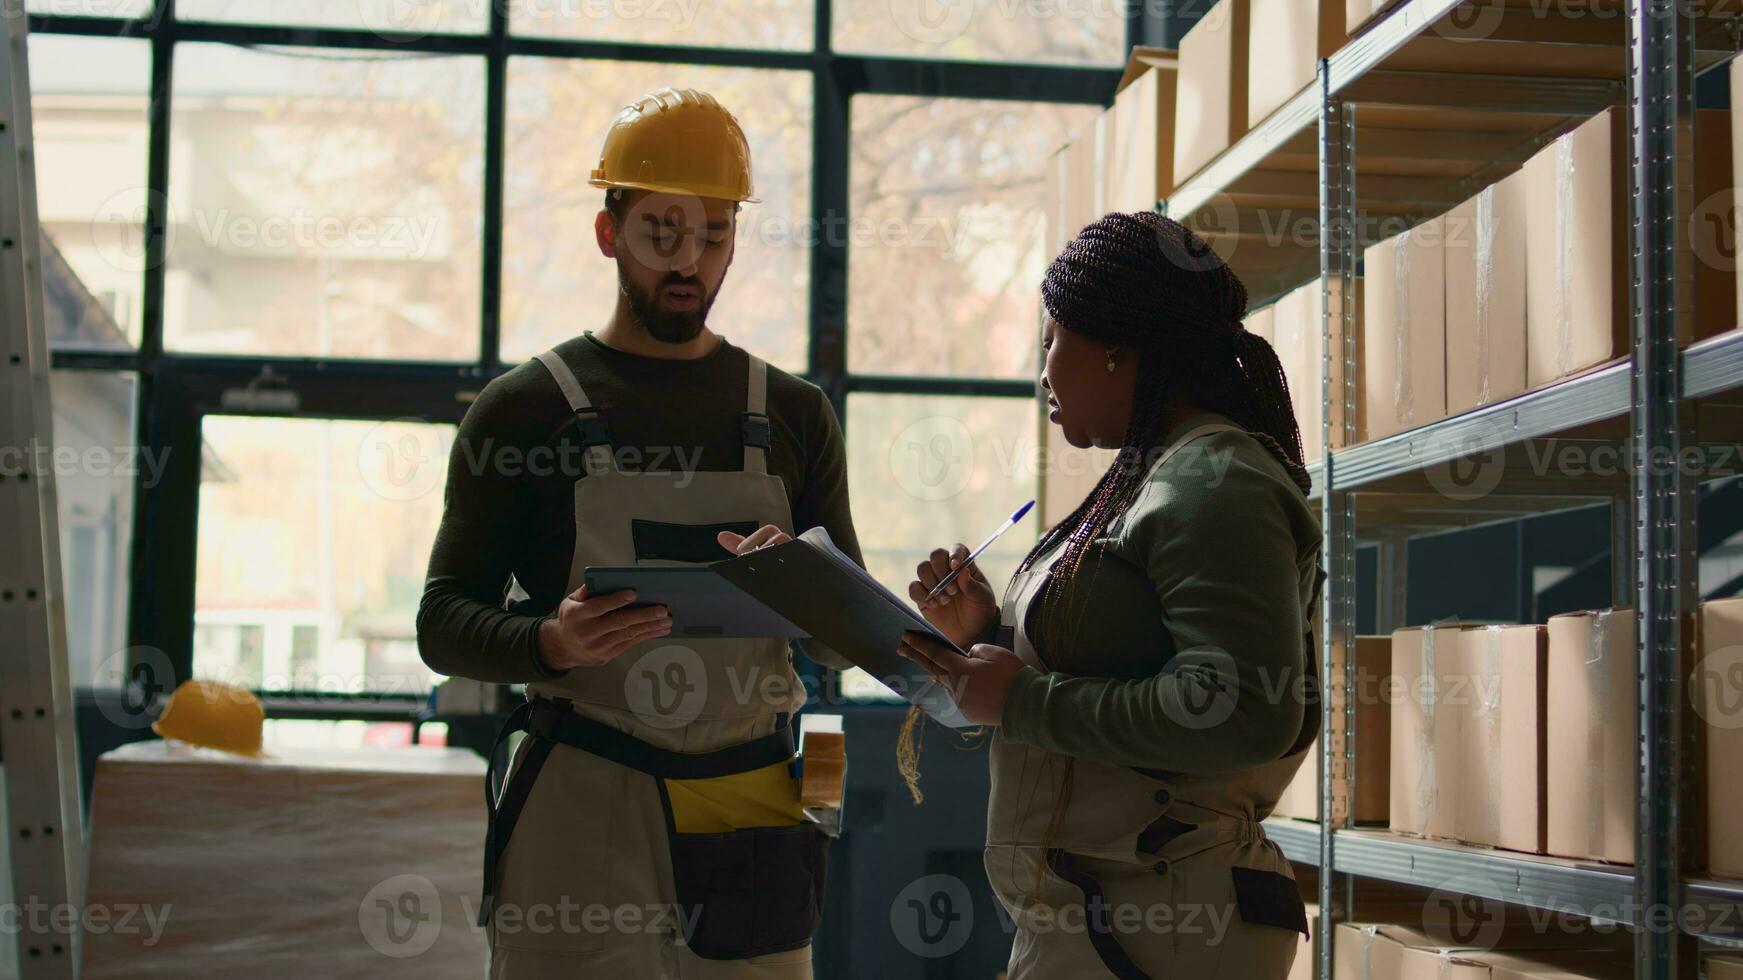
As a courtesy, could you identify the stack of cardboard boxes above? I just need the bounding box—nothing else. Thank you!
[1361,107,1735,443]
[1175,0,1365,182]
[1379,602,1743,877]
[1332,923,1630,980]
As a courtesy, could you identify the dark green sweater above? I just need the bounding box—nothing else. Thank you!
[1000,413,1322,773]
[417,332,862,683]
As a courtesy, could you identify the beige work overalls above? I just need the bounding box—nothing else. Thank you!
[480,347,825,979]
[984,423,1316,979]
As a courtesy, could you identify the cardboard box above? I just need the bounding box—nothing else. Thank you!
[1522,109,1627,389]
[1273,276,1365,461]
[1701,596,1743,879]
[1272,282,1315,459]
[1174,0,1251,182]
[1248,301,1276,346]
[1272,635,1391,823]
[1709,955,1743,980]
[1388,624,1469,840]
[1289,901,1319,980]
[1449,625,1548,854]
[1045,146,1070,259]
[1445,171,1528,415]
[1545,608,1637,864]
[1051,134,1099,253]
[84,741,486,976]
[1248,0,1345,128]
[1346,0,1403,35]
[1333,923,1627,980]
[1363,217,1447,441]
[1102,47,1178,211]
[1459,950,1632,980]
[1696,106,1736,339]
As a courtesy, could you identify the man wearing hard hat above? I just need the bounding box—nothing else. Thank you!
[417,88,861,978]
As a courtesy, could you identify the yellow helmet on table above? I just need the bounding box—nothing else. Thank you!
[590,87,759,204]
[152,678,266,756]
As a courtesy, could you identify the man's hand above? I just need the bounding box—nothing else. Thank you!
[717,524,792,554]
[895,630,1025,727]
[537,585,672,672]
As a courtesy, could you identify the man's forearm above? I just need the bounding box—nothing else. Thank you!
[416,583,561,685]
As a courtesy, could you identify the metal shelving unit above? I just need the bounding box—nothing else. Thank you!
[1160,0,1743,976]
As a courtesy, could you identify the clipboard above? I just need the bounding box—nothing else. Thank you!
[714,528,973,729]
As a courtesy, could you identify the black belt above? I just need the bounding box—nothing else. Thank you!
[477,696,797,926]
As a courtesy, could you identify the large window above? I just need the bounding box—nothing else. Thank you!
[34,2,1123,712]
[31,34,151,350]
[832,0,1124,64]
[849,95,1098,378]
[511,0,813,50]
[175,0,490,33]
[165,45,486,360]
[193,417,452,696]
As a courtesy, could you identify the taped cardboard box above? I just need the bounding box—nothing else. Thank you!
[1174,0,1251,182]
[1388,623,1471,841]
[1522,109,1626,389]
[1700,596,1743,879]
[1445,170,1528,416]
[1102,46,1178,211]
[1271,635,1391,823]
[84,740,486,977]
[1523,107,1731,385]
[1248,0,1346,128]
[1545,608,1637,865]
[1333,922,1628,980]
[1450,624,1548,855]
[1363,217,1447,441]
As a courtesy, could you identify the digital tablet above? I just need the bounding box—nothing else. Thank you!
[582,565,810,639]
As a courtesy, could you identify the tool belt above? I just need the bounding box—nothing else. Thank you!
[479,696,827,960]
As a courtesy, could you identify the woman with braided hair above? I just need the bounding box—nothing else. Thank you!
[897,210,1324,978]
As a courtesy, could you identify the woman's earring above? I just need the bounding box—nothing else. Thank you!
[1105,350,1118,373]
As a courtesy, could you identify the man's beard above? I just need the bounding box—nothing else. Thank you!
[618,260,721,345]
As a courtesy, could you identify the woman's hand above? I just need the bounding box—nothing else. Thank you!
[906,544,999,650]
[718,525,792,554]
[896,630,1025,727]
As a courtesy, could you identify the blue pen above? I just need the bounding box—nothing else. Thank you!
[925,500,1036,602]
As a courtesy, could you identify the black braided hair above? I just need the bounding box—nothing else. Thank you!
[1021,210,1312,665]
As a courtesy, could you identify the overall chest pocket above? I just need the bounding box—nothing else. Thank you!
[632,519,760,564]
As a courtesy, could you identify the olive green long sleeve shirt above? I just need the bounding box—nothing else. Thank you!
[998,414,1322,774]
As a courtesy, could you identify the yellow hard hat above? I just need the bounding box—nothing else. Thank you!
[590,88,759,204]
[152,679,266,756]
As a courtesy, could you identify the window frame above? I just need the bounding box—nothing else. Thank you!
[34,0,1134,718]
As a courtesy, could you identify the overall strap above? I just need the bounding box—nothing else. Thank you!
[535,349,617,477]
[741,353,772,475]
